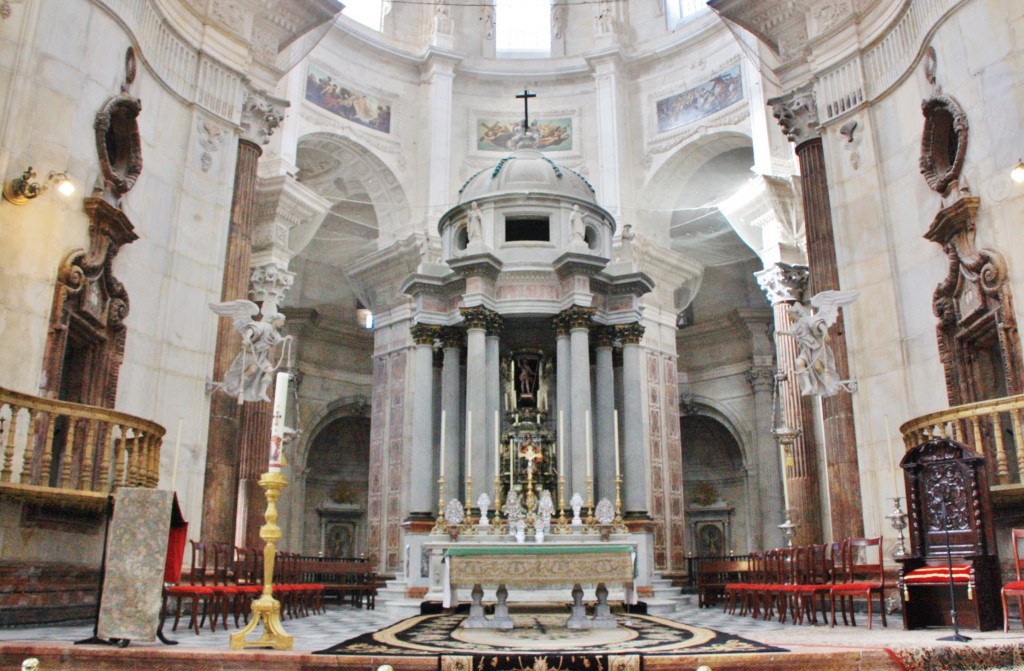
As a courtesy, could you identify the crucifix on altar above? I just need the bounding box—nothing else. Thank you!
[519,435,543,479]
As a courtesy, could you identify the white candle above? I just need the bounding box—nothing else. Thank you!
[269,372,289,473]
[466,410,472,477]
[439,410,446,479]
[614,410,620,478]
[585,409,592,478]
[509,438,515,489]
[170,417,183,491]
[494,410,500,479]
[559,410,565,476]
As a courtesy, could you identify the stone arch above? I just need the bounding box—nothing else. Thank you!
[294,132,411,249]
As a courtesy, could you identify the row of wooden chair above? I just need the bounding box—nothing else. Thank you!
[162,542,325,635]
[723,537,887,629]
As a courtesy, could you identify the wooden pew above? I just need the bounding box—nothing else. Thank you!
[295,560,377,609]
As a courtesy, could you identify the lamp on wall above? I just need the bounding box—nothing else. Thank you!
[3,166,75,205]
[1011,160,1024,184]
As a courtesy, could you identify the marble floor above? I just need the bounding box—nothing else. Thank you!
[1,601,1022,655]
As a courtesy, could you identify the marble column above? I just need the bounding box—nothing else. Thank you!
[461,307,493,504]
[594,326,616,502]
[747,365,782,549]
[564,307,596,499]
[617,322,647,517]
[554,315,572,480]
[439,326,463,495]
[769,84,864,540]
[201,90,283,544]
[756,262,823,546]
[485,315,502,496]
[409,323,439,519]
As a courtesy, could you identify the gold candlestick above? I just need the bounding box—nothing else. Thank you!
[586,476,594,521]
[431,476,447,535]
[613,475,626,532]
[230,471,293,650]
[493,474,502,532]
[464,475,473,524]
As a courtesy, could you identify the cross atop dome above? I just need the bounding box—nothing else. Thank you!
[516,89,536,130]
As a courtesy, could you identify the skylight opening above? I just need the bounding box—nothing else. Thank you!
[343,0,384,31]
[496,0,551,58]
[667,0,708,31]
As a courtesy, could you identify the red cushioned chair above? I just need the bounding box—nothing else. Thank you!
[162,540,215,635]
[830,537,886,629]
[1002,529,1024,632]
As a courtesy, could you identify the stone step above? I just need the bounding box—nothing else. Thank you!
[652,585,682,600]
[384,598,424,619]
[643,598,678,615]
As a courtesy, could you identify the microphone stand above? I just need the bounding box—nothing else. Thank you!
[937,494,970,642]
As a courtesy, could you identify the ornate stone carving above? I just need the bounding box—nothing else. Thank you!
[410,323,440,345]
[486,312,504,336]
[919,95,968,195]
[593,325,616,348]
[746,366,775,393]
[197,117,228,173]
[460,306,497,330]
[249,262,294,310]
[768,83,819,145]
[240,89,285,147]
[615,322,645,344]
[94,53,143,205]
[560,306,596,330]
[755,263,809,306]
[438,325,464,349]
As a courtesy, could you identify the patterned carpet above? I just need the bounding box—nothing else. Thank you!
[887,642,1024,671]
[313,611,785,658]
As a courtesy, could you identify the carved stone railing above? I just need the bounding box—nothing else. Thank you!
[900,393,1024,495]
[0,387,165,510]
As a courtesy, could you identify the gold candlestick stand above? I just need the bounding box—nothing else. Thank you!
[555,472,569,533]
[613,475,627,532]
[230,471,293,650]
[493,474,503,533]
[431,476,447,534]
[586,476,595,523]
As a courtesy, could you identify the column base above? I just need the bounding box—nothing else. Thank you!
[402,514,436,534]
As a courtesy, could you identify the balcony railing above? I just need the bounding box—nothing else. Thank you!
[900,393,1024,503]
[0,387,165,510]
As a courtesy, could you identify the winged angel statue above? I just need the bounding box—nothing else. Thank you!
[781,290,859,397]
[209,300,293,404]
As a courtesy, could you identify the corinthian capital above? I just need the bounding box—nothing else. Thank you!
[240,88,286,146]
[767,83,819,144]
[755,263,809,306]
[249,262,295,312]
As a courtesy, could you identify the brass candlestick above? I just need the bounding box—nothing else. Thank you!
[493,474,502,533]
[586,476,594,522]
[431,476,447,535]
[613,475,626,533]
[230,471,293,650]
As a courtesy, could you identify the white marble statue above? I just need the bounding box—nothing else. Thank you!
[503,489,523,523]
[570,492,584,525]
[595,498,615,525]
[477,492,491,526]
[209,300,292,403]
[617,223,635,263]
[537,490,555,531]
[570,204,586,247]
[781,290,860,397]
[466,201,483,247]
[445,498,464,526]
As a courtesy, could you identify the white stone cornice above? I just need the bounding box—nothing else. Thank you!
[345,234,427,313]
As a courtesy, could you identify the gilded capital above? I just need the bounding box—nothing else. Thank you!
[767,82,819,145]
[460,306,497,330]
[755,263,809,306]
[615,322,645,344]
[410,323,440,346]
[486,312,504,336]
[438,325,464,349]
[593,325,617,348]
[560,305,596,330]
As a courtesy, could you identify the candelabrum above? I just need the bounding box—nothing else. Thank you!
[229,471,293,650]
[885,496,909,558]
[586,476,594,522]
[778,512,797,548]
[613,475,626,533]
[431,476,447,535]
[555,472,570,534]
[492,474,502,533]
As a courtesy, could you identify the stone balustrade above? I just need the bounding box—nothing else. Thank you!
[0,387,164,509]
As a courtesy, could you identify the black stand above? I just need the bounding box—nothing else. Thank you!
[937,496,971,642]
[75,495,117,647]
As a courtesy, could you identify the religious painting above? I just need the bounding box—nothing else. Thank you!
[655,65,743,133]
[305,64,392,134]
[477,118,572,152]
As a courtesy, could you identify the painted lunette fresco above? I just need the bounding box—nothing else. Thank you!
[306,64,392,134]
[656,65,743,133]
[477,118,572,152]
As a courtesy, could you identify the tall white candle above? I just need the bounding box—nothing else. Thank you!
[585,409,592,478]
[439,410,446,479]
[613,410,620,478]
[509,438,515,489]
[466,410,472,477]
[559,410,565,476]
[494,410,500,479]
[269,372,289,473]
[170,417,183,491]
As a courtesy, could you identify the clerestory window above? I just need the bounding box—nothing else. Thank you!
[667,0,708,30]
[496,0,551,58]
[343,0,384,31]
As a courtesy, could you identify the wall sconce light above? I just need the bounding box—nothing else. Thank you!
[3,166,76,205]
[1011,160,1024,184]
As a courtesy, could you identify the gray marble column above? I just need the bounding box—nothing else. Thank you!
[594,326,616,502]
[564,307,595,499]
[439,327,463,495]
[748,365,782,549]
[409,324,439,518]
[485,317,502,495]
[461,307,492,504]
[554,315,572,481]
[618,323,648,517]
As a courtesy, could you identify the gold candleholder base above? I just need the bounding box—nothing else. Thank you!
[431,476,447,535]
[230,471,293,651]
[613,475,627,533]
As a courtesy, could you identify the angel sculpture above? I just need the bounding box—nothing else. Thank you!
[209,300,292,404]
[780,290,860,397]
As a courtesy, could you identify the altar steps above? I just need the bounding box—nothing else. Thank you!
[376,579,423,619]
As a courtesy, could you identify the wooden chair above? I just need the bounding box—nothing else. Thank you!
[161,540,215,635]
[1001,529,1024,632]
[830,537,886,629]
